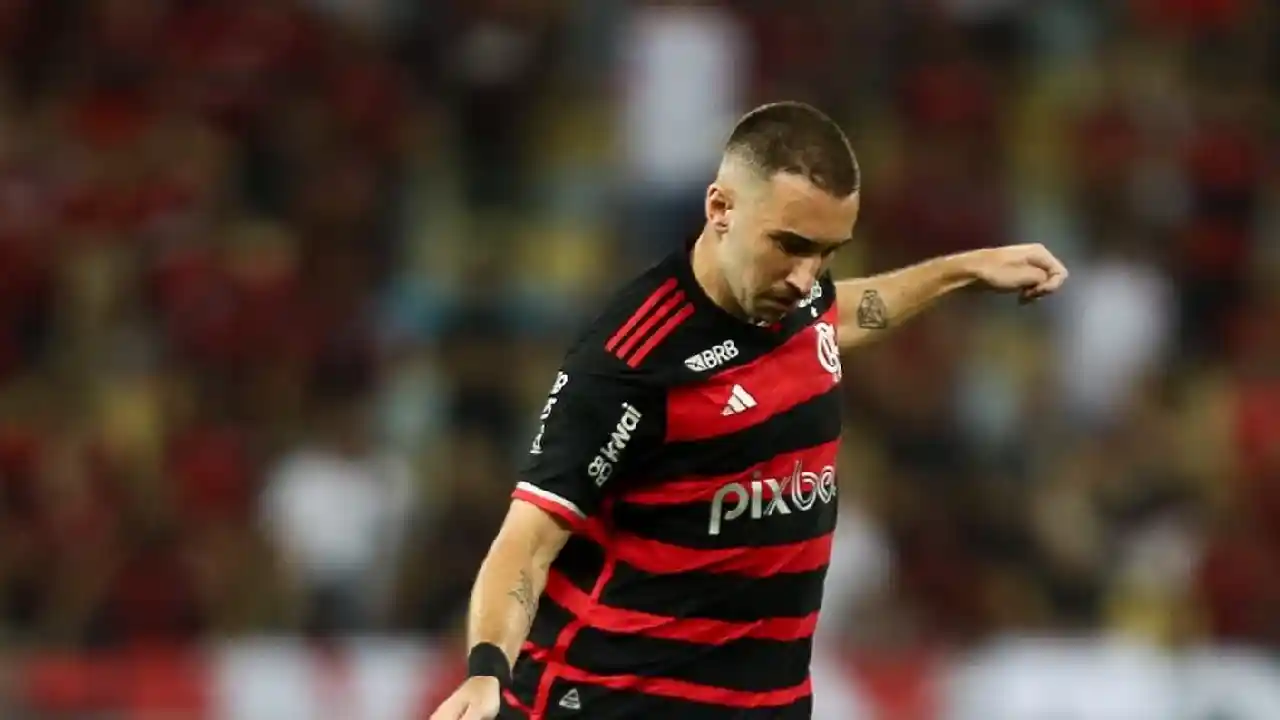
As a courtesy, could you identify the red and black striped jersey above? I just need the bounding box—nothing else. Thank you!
[505,244,843,720]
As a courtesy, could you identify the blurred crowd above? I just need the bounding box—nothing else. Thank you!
[0,0,1275,660]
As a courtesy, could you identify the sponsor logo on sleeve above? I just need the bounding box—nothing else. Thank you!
[530,371,569,455]
[586,403,643,486]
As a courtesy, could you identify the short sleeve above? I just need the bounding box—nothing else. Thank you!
[514,360,660,529]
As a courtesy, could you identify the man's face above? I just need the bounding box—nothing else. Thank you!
[708,172,859,322]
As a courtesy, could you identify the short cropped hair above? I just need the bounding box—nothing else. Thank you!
[724,102,860,197]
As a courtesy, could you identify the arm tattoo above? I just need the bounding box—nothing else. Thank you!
[508,569,538,628]
[856,289,890,329]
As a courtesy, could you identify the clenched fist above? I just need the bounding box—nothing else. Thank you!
[965,243,1069,303]
[430,676,503,720]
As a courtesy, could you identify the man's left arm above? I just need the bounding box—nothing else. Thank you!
[834,244,1068,351]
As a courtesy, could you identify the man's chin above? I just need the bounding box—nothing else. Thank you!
[749,300,789,324]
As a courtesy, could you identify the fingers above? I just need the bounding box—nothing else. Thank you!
[1026,246,1068,296]
[1031,269,1065,295]
[435,705,491,720]
[429,703,459,720]
[430,697,469,720]
[432,694,498,720]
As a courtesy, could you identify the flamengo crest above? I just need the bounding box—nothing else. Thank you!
[815,322,841,382]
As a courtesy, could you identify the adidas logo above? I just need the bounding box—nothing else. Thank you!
[558,688,581,711]
[721,384,757,416]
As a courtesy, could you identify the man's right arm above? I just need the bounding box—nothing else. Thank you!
[432,349,659,719]
[467,499,572,664]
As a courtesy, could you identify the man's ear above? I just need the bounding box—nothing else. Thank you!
[705,183,732,235]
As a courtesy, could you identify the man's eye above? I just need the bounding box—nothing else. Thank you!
[777,237,811,255]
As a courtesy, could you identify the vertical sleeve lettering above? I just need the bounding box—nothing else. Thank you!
[515,364,659,528]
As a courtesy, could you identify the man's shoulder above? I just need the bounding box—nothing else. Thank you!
[563,258,700,380]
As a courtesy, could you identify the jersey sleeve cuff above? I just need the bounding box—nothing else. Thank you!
[512,482,588,530]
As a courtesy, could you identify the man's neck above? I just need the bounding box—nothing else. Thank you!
[690,228,745,319]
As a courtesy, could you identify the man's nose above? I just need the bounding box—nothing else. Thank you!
[786,256,822,296]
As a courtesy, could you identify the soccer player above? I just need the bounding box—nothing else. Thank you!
[430,101,1067,720]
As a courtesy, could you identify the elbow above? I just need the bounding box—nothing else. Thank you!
[489,500,574,576]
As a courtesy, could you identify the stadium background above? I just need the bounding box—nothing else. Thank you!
[0,0,1275,717]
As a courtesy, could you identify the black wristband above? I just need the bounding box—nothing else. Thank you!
[467,642,512,687]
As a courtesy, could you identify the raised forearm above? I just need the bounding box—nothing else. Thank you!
[835,253,976,349]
